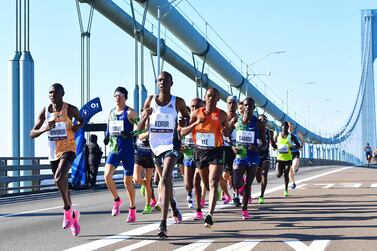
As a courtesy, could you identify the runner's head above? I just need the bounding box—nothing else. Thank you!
[288,122,296,133]
[190,98,203,112]
[204,87,220,110]
[238,102,244,114]
[226,95,238,113]
[157,71,173,95]
[281,121,289,133]
[258,114,267,124]
[113,86,128,106]
[242,97,255,118]
[49,83,65,104]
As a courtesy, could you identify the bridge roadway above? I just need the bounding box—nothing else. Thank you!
[1,165,376,250]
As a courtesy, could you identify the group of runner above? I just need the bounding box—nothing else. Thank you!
[30,71,305,238]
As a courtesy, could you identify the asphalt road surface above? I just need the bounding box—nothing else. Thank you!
[1,165,376,251]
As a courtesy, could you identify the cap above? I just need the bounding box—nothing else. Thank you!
[227,95,238,103]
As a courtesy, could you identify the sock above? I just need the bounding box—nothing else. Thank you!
[114,197,120,202]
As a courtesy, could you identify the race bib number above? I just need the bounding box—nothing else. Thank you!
[195,132,215,147]
[183,133,194,146]
[277,144,289,153]
[48,122,67,141]
[150,114,174,133]
[109,120,124,136]
[236,130,255,145]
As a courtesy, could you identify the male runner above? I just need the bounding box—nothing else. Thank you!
[103,87,138,223]
[288,122,304,189]
[138,71,189,239]
[30,83,83,236]
[181,87,230,228]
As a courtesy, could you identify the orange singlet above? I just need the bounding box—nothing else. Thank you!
[192,107,223,149]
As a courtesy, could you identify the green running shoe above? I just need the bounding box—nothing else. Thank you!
[217,189,222,201]
[142,205,153,214]
[140,184,146,197]
[284,190,289,197]
[258,197,265,204]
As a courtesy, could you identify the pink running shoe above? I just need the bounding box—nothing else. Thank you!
[70,209,80,236]
[112,198,123,216]
[223,195,232,204]
[62,208,73,229]
[150,198,157,207]
[193,211,203,220]
[242,210,250,221]
[126,208,136,223]
[200,198,206,207]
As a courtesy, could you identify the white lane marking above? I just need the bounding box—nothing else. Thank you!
[339,183,361,188]
[174,239,214,251]
[216,240,261,251]
[371,183,377,188]
[0,204,78,219]
[296,184,307,189]
[115,240,156,251]
[66,166,351,251]
[313,184,335,189]
[285,240,330,251]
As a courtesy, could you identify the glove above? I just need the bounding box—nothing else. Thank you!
[103,136,109,145]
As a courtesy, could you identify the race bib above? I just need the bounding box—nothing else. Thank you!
[236,130,255,145]
[277,144,289,153]
[109,120,124,136]
[150,114,174,133]
[48,122,67,141]
[183,133,194,146]
[195,132,215,147]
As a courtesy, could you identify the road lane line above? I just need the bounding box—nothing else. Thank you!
[216,240,261,251]
[65,166,351,251]
[115,240,156,251]
[0,204,78,219]
[285,240,330,251]
[174,239,214,251]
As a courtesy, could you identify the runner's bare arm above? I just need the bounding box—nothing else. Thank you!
[137,95,153,131]
[68,105,83,133]
[180,109,201,137]
[220,110,230,138]
[30,107,50,139]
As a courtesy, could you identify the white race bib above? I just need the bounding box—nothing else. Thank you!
[48,122,67,141]
[109,120,124,136]
[183,133,194,146]
[195,132,215,147]
[150,114,174,133]
[277,144,289,153]
[236,130,255,145]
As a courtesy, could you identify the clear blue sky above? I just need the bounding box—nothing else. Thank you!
[0,0,376,156]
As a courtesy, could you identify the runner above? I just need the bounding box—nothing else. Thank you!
[364,143,372,166]
[256,114,276,204]
[232,98,266,220]
[181,87,230,228]
[137,71,189,239]
[221,96,238,205]
[30,83,83,236]
[103,87,138,223]
[273,121,300,197]
[288,122,305,189]
[182,99,203,211]
[133,130,155,214]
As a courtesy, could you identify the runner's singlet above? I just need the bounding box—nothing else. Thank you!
[192,107,223,149]
[277,133,292,161]
[149,95,178,156]
[46,102,76,161]
[234,115,259,160]
[107,107,134,154]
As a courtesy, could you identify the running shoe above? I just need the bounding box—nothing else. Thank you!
[284,190,289,197]
[233,196,241,207]
[142,205,153,214]
[154,204,161,212]
[150,198,157,207]
[140,184,146,196]
[157,225,168,239]
[172,209,182,224]
[62,208,73,229]
[193,211,203,220]
[204,213,214,228]
[223,195,232,204]
[258,197,265,204]
[221,191,226,201]
[111,198,123,216]
[291,183,296,189]
[200,198,206,207]
[126,208,136,223]
[70,209,80,236]
[187,195,194,208]
[242,210,250,220]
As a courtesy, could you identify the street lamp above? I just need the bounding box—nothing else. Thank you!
[286,81,317,115]
[247,50,287,68]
